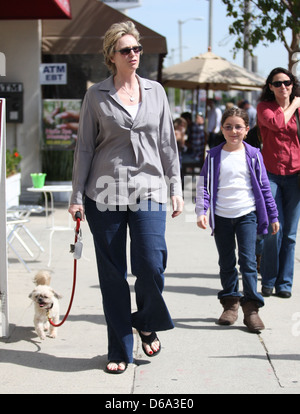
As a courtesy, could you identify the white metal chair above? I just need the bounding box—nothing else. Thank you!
[6,205,45,271]
[6,217,31,272]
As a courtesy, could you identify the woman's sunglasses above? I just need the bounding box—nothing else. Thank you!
[115,46,143,56]
[271,80,292,88]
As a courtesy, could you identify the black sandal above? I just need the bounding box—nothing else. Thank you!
[139,331,161,357]
[105,361,128,374]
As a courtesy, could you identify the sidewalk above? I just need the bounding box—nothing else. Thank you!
[1,197,300,395]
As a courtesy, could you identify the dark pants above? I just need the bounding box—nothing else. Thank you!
[261,172,300,293]
[214,212,264,307]
[85,197,174,363]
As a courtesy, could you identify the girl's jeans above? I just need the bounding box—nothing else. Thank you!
[214,211,264,307]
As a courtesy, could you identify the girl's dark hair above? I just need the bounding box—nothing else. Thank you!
[221,107,249,128]
[259,67,300,103]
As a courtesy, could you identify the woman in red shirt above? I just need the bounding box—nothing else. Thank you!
[257,67,300,298]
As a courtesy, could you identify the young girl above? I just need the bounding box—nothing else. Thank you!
[196,107,279,333]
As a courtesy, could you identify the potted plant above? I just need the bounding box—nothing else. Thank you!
[6,148,22,208]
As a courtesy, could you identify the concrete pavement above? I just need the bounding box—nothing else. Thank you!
[1,195,300,395]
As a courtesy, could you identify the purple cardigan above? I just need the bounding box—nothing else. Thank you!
[195,142,278,235]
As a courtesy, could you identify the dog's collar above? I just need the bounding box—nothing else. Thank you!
[45,303,54,310]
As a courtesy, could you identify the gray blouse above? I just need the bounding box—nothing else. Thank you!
[70,75,182,207]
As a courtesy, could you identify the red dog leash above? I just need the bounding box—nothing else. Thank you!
[48,211,82,327]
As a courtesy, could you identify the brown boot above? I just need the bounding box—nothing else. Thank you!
[242,301,265,333]
[218,297,240,325]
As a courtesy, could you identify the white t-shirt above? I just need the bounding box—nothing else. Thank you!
[123,103,141,120]
[215,147,256,218]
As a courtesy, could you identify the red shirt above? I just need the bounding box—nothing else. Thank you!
[257,101,300,175]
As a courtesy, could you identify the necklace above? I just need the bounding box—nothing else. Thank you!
[122,85,136,102]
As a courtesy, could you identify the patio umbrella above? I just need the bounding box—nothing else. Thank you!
[162,50,265,91]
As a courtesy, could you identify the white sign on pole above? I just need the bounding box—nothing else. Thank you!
[0,98,9,337]
[40,63,67,85]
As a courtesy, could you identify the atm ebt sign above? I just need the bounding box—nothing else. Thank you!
[40,63,67,85]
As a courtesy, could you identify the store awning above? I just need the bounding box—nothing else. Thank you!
[42,0,167,55]
[0,0,72,20]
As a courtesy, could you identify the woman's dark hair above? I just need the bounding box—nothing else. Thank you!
[221,107,249,128]
[259,67,300,103]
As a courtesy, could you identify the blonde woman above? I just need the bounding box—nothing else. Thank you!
[68,21,183,374]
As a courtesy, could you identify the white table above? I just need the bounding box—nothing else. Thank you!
[27,185,73,227]
[27,185,73,266]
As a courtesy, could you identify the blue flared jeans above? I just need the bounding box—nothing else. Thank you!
[261,173,300,294]
[214,212,264,307]
[85,197,174,363]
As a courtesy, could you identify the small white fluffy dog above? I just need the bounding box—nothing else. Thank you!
[29,270,62,340]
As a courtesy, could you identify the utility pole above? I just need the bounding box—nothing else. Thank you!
[178,17,204,62]
[208,0,213,50]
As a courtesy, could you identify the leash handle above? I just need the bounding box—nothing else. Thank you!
[75,211,81,235]
[75,211,82,220]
